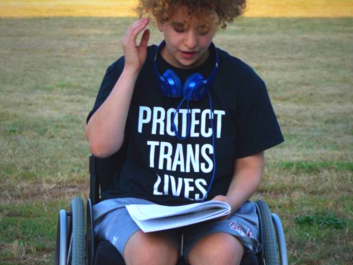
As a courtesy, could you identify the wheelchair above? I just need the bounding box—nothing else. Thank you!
[54,144,288,265]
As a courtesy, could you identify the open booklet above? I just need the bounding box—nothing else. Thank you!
[126,201,231,233]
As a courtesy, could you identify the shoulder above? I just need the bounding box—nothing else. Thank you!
[106,55,125,73]
[216,47,271,110]
[217,47,265,88]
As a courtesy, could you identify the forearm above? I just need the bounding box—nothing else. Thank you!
[225,152,264,214]
[86,18,150,158]
[85,67,139,158]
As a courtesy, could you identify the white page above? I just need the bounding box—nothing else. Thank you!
[130,208,230,233]
[126,201,230,221]
[126,201,231,233]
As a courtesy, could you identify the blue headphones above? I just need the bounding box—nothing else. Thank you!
[153,40,219,101]
[153,40,220,202]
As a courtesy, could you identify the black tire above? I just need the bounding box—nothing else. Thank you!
[70,197,86,265]
[86,199,95,265]
[256,200,279,265]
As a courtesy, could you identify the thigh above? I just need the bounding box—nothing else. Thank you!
[183,201,261,263]
[95,205,141,258]
[124,230,179,265]
[95,204,180,263]
[188,232,244,265]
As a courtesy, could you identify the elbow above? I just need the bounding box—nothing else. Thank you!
[85,124,124,158]
[89,144,110,158]
[88,138,123,158]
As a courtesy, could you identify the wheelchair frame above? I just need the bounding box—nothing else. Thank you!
[54,154,288,265]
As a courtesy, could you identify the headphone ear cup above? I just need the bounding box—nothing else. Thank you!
[163,69,182,98]
[183,73,207,101]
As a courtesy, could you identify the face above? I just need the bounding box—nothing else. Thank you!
[156,7,218,69]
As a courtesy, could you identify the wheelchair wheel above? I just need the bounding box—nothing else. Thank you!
[68,196,86,265]
[256,200,279,265]
[54,209,69,265]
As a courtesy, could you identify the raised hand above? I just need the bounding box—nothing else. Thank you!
[122,18,150,73]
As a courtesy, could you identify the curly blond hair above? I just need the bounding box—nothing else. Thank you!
[136,0,247,29]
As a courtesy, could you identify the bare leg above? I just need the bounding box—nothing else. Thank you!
[188,233,244,265]
[124,230,179,265]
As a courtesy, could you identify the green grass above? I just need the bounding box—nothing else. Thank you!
[275,161,353,173]
[0,17,352,265]
[295,212,347,229]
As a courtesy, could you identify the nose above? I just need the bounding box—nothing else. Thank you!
[184,30,197,50]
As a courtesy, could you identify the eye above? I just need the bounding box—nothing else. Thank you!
[173,24,185,33]
[174,26,184,33]
[172,22,186,33]
[196,24,210,35]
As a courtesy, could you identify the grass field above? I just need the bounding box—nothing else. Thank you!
[0,2,353,265]
[0,0,352,17]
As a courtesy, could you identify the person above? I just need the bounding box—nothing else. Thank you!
[85,0,284,264]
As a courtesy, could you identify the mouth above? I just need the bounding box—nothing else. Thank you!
[180,50,197,59]
[181,51,197,54]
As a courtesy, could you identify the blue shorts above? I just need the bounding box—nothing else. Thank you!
[94,198,261,263]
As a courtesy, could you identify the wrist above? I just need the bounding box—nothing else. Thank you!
[212,195,239,214]
[122,65,141,77]
[225,194,242,213]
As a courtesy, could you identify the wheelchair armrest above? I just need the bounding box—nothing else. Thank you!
[89,155,100,205]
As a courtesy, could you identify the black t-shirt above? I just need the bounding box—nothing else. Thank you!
[87,44,284,206]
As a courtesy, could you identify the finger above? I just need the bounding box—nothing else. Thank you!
[125,23,148,48]
[123,19,147,44]
[127,18,148,34]
[212,195,225,202]
[128,18,149,38]
[138,29,150,49]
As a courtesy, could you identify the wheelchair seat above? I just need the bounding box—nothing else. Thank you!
[55,147,288,265]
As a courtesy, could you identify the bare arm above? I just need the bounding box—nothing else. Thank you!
[212,151,264,215]
[85,18,150,158]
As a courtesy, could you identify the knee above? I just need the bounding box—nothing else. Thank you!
[124,231,178,265]
[192,245,238,264]
[188,233,244,265]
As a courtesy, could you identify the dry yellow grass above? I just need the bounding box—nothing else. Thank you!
[0,0,352,18]
[0,0,138,17]
[247,0,353,17]
[0,15,352,264]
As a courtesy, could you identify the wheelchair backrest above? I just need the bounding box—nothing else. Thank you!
[89,139,129,204]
